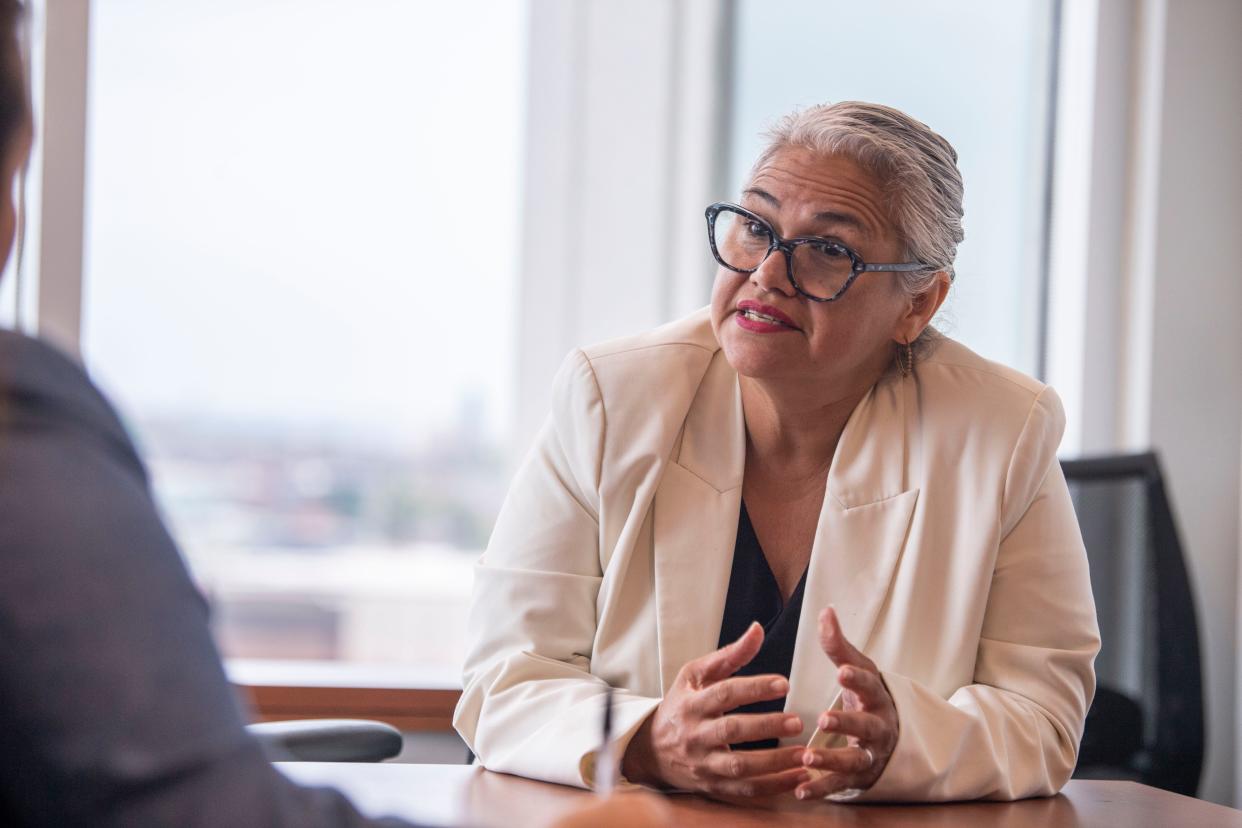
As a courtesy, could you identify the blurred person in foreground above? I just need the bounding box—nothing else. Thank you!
[456,100,1100,804]
[0,3,666,826]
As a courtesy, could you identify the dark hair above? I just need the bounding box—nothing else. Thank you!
[0,0,27,157]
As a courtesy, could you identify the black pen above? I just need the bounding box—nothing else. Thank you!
[597,686,616,797]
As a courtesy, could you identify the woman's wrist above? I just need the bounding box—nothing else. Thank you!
[620,712,665,788]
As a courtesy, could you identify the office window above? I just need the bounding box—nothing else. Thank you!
[729,0,1057,375]
[82,1,526,670]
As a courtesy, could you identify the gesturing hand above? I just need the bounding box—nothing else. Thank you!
[795,606,900,800]
[621,622,808,798]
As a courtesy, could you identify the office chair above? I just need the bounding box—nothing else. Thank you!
[1063,452,1204,797]
[248,719,403,763]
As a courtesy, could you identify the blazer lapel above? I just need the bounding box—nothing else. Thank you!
[784,376,920,743]
[652,351,745,692]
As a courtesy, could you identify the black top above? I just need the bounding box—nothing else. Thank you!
[0,331,412,827]
[716,501,808,751]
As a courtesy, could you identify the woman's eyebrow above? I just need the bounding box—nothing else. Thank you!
[811,210,871,239]
[741,186,780,208]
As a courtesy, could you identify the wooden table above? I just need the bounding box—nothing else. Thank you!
[279,763,1242,827]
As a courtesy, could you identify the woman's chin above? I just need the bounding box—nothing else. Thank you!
[722,338,802,381]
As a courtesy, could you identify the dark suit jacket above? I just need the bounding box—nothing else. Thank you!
[0,330,413,827]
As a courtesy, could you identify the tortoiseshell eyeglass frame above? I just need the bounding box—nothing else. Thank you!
[705,202,931,302]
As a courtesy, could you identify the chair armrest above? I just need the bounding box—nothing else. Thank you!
[248,718,403,763]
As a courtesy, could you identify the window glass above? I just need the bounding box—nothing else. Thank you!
[83,0,526,670]
[729,0,1056,374]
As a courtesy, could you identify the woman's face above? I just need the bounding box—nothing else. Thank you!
[710,147,915,393]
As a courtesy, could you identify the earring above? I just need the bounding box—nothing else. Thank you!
[896,340,915,377]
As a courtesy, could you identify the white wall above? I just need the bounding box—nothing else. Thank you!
[1139,0,1242,806]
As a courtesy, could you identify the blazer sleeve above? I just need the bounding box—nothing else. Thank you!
[858,386,1101,802]
[453,349,661,789]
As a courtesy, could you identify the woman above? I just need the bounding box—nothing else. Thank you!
[455,101,1100,803]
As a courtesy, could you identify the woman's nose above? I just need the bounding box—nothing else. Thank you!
[750,247,797,297]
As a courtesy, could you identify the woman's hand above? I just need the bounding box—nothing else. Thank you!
[621,622,809,798]
[795,606,900,800]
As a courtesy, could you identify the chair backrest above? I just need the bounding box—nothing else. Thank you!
[1062,452,1204,796]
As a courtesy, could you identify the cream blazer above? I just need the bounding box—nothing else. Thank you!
[454,308,1100,802]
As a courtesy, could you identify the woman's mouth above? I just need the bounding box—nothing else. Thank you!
[740,308,791,326]
[735,301,800,333]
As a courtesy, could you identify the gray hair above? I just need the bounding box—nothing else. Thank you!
[750,102,965,323]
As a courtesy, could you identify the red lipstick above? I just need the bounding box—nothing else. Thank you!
[735,300,800,334]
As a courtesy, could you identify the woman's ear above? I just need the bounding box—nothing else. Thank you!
[894,271,951,343]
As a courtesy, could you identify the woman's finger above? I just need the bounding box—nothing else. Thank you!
[794,770,865,801]
[710,767,811,799]
[682,622,764,688]
[799,745,875,775]
[815,710,888,744]
[701,745,806,780]
[687,673,789,716]
[817,606,876,671]
[837,664,890,710]
[691,711,804,749]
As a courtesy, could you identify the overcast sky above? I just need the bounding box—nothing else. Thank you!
[83,0,526,446]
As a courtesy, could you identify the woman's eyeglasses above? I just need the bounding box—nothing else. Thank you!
[705,202,930,302]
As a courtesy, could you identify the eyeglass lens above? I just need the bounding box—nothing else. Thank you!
[712,207,854,300]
